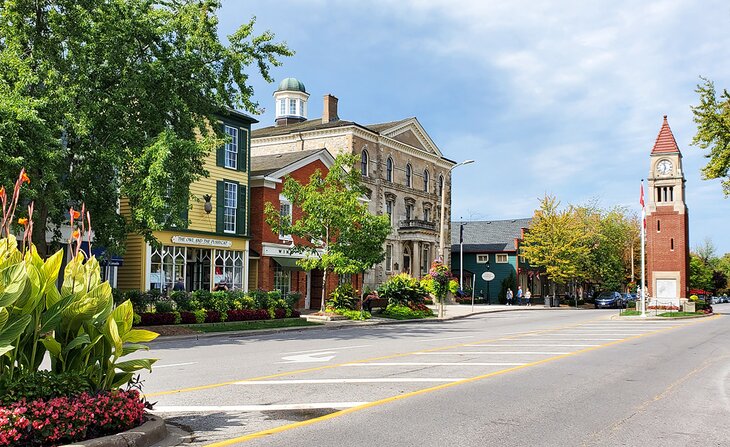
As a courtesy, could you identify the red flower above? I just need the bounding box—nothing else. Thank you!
[20,173,30,184]
[70,208,81,220]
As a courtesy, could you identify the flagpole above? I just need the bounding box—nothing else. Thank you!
[641,179,646,318]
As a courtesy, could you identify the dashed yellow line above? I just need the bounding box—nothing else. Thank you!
[202,314,719,446]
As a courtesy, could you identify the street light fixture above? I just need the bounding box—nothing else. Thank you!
[439,160,475,262]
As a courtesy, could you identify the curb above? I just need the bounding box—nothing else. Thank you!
[149,306,576,343]
[60,413,167,447]
[610,312,714,321]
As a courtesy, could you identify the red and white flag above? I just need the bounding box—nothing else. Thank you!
[640,182,646,229]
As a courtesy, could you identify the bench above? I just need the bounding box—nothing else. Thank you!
[362,298,389,313]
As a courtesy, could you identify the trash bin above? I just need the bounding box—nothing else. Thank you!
[552,295,560,307]
[544,296,551,308]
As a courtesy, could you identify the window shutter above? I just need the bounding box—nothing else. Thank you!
[180,192,189,229]
[237,185,247,235]
[238,128,247,172]
[216,180,224,233]
[216,123,225,167]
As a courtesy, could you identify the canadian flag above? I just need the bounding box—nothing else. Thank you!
[640,182,646,229]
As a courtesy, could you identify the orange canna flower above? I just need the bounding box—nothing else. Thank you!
[0,186,5,199]
[20,173,30,184]
[72,229,80,239]
[18,217,28,226]
[70,209,81,220]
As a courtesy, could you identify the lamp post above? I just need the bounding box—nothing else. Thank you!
[439,160,475,262]
[459,220,465,297]
[486,261,490,304]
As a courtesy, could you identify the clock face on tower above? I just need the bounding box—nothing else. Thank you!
[656,159,673,176]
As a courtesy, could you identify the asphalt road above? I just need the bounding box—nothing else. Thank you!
[141,305,730,446]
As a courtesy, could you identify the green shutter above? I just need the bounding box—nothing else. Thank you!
[237,185,247,235]
[216,123,225,167]
[238,128,247,172]
[216,180,224,233]
[180,191,189,229]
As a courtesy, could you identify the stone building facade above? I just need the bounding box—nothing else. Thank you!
[251,78,456,291]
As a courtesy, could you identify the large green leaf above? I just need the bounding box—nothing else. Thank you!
[21,264,44,314]
[63,333,91,354]
[40,294,75,334]
[111,372,134,389]
[0,308,8,331]
[114,358,157,373]
[112,300,134,335]
[104,316,123,355]
[0,346,14,356]
[0,262,28,307]
[121,343,150,356]
[123,329,159,343]
[41,336,62,358]
[0,314,32,346]
[42,249,64,287]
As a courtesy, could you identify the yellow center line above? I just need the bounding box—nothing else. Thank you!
[201,314,719,447]
[145,316,606,398]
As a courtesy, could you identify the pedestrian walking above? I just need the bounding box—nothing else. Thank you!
[506,288,513,305]
[517,285,523,305]
[525,288,532,306]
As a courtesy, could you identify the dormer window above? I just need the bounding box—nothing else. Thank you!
[279,99,286,115]
[289,98,297,115]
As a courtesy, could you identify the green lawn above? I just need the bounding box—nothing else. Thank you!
[657,311,705,318]
[620,310,642,316]
[185,318,322,333]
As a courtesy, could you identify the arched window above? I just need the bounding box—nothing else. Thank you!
[439,174,444,196]
[361,150,369,176]
[386,157,393,182]
[405,163,412,187]
[423,169,430,192]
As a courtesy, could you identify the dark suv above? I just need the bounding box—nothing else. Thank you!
[594,291,625,309]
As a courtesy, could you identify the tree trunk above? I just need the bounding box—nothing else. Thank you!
[320,268,328,313]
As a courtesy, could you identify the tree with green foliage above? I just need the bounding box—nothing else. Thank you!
[689,253,714,292]
[521,195,590,298]
[0,0,292,255]
[692,77,730,196]
[264,154,392,312]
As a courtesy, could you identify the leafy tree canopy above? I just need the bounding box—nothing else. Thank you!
[264,153,391,311]
[692,77,730,196]
[0,0,292,255]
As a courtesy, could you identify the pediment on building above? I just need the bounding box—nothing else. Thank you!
[369,118,443,157]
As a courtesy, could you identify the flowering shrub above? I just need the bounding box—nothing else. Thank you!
[378,273,428,306]
[0,390,145,446]
[382,304,433,320]
[205,310,222,323]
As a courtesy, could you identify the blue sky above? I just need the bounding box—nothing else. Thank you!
[220,0,730,255]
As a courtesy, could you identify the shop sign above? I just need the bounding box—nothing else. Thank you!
[171,235,232,248]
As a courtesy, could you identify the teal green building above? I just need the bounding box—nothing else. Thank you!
[451,218,543,303]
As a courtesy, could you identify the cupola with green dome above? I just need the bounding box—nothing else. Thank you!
[274,77,310,126]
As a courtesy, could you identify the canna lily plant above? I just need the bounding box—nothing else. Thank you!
[0,170,158,390]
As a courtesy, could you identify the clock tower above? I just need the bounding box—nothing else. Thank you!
[645,116,689,306]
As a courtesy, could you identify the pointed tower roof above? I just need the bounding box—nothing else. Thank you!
[651,115,681,154]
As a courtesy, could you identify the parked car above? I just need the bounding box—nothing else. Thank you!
[595,291,626,309]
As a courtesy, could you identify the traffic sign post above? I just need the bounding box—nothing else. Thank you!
[481,271,495,304]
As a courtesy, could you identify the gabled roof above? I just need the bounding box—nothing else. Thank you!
[252,119,360,138]
[651,115,681,154]
[451,218,532,252]
[250,148,334,179]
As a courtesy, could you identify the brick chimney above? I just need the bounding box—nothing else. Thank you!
[322,94,339,124]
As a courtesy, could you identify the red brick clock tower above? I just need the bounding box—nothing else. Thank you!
[645,116,689,305]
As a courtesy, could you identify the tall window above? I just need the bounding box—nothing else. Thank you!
[289,98,297,115]
[279,99,286,115]
[423,207,431,222]
[423,169,430,192]
[386,157,393,182]
[149,246,186,292]
[224,182,238,233]
[405,203,413,220]
[385,244,393,272]
[405,163,412,187]
[361,150,369,176]
[439,175,444,196]
[279,198,292,239]
[386,199,394,224]
[273,264,291,295]
[224,125,238,169]
[421,245,430,276]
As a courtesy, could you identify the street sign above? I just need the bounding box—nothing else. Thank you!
[482,272,495,281]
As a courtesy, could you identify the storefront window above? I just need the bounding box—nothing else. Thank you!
[149,246,185,292]
[187,248,211,291]
[214,249,244,290]
[274,264,291,295]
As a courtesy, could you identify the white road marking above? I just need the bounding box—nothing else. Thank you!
[413,351,572,355]
[281,344,372,355]
[412,336,475,342]
[153,402,369,413]
[466,344,600,347]
[546,332,648,335]
[279,352,336,363]
[154,362,197,369]
[521,337,622,341]
[233,378,465,385]
[343,362,527,366]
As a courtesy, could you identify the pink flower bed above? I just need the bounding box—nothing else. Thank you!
[0,390,145,446]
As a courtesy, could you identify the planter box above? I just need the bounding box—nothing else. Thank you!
[682,301,696,313]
